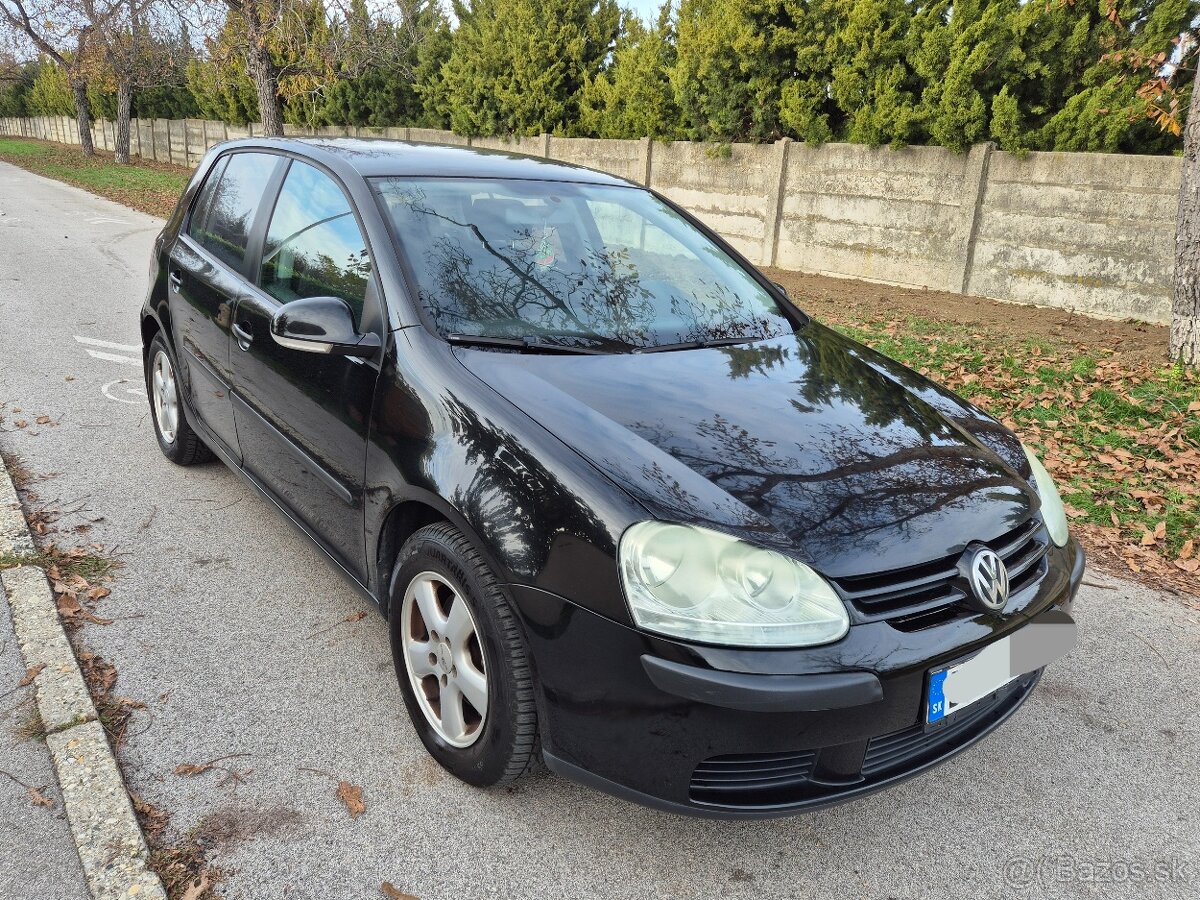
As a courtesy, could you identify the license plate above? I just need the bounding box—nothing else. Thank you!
[925,611,1077,726]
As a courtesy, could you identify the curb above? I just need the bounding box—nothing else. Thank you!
[1,459,167,900]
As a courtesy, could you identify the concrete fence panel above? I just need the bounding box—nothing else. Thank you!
[648,141,775,263]
[408,127,468,146]
[776,143,978,291]
[969,150,1179,323]
[547,137,646,185]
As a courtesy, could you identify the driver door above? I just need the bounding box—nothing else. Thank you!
[228,158,384,581]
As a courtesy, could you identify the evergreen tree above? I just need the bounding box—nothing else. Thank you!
[578,2,682,138]
[672,0,792,141]
[441,0,620,136]
[318,0,452,127]
[1040,0,1197,153]
[827,0,923,146]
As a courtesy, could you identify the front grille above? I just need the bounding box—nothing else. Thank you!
[689,750,817,807]
[831,517,1049,626]
[861,673,1033,777]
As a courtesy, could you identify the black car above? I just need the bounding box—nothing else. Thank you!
[141,138,1083,818]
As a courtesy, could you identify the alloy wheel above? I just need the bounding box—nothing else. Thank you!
[400,571,489,748]
[151,349,179,444]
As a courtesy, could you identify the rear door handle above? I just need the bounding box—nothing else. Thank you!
[232,322,254,348]
[168,271,182,291]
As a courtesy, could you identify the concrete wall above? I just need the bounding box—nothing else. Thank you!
[0,116,1178,323]
[968,150,1178,322]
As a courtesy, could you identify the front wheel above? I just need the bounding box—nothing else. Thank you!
[389,523,540,786]
[144,333,211,466]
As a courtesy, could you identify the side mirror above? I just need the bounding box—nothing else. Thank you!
[271,296,381,358]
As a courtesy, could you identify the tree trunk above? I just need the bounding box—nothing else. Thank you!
[71,78,95,156]
[1172,77,1200,367]
[114,81,132,164]
[247,42,285,137]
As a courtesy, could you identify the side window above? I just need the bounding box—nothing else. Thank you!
[259,161,372,326]
[185,156,227,243]
[191,152,277,271]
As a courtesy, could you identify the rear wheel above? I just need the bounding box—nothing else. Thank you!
[145,333,211,466]
[390,523,540,786]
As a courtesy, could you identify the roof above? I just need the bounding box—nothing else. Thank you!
[221,137,638,187]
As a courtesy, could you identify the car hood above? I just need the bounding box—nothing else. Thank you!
[455,324,1035,578]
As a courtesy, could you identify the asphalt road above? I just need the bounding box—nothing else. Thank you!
[2,160,1200,900]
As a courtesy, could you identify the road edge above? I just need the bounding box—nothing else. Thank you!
[1,458,167,900]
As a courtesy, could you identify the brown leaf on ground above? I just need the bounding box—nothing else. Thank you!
[337,780,366,818]
[28,786,54,807]
[35,415,50,424]
[179,873,211,900]
[1180,540,1195,560]
[381,883,418,900]
[174,762,216,777]
[18,664,46,687]
[14,419,28,429]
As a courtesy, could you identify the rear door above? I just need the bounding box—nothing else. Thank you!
[228,158,384,580]
[168,151,283,459]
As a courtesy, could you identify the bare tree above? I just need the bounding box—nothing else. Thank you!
[92,0,183,163]
[187,0,422,137]
[0,0,116,154]
[1101,12,1200,367]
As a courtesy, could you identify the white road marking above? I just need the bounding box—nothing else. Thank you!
[75,335,141,352]
[86,216,129,225]
[102,379,147,404]
[85,348,141,366]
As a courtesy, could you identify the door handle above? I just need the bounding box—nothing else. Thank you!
[168,271,182,291]
[232,322,254,348]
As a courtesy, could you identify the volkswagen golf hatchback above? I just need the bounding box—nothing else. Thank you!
[142,139,1083,817]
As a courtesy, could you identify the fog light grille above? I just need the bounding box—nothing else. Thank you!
[689,750,817,807]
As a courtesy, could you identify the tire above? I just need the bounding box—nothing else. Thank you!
[389,522,540,787]
[144,333,212,466]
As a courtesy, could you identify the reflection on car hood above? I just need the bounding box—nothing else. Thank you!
[455,324,1035,578]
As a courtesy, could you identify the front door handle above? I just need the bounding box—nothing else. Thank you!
[168,271,182,292]
[232,322,254,349]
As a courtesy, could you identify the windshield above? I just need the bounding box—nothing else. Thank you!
[373,178,796,352]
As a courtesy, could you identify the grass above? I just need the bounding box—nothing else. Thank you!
[833,314,1200,587]
[0,138,189,217]
[0,547,116,581]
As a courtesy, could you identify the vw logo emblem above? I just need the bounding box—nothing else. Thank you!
[960,547,1010,613]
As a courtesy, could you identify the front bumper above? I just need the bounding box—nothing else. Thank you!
[508,539,1085,819]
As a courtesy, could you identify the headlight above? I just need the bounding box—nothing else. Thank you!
[618,522,849,647]
[1023,445,1069,548]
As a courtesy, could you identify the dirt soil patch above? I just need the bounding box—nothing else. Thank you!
[767,268,1171,369]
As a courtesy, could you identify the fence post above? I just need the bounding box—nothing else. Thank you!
[761,137,792,268]
[539,133,551,158]
[946,142,994,295]
[638,136,653,187]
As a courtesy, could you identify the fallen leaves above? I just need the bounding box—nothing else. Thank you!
[172,754,253,786]
[18,664,45,688]
[299,767,368,819]
[337,780,366,819]
[27,786,54,808]
[179,873,211,900]
[381,884,418,900]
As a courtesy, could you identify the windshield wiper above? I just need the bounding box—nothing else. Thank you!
[446,334,610,355]
[634,336,761,354]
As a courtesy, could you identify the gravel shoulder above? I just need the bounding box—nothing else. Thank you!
[2,161,1199,900]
